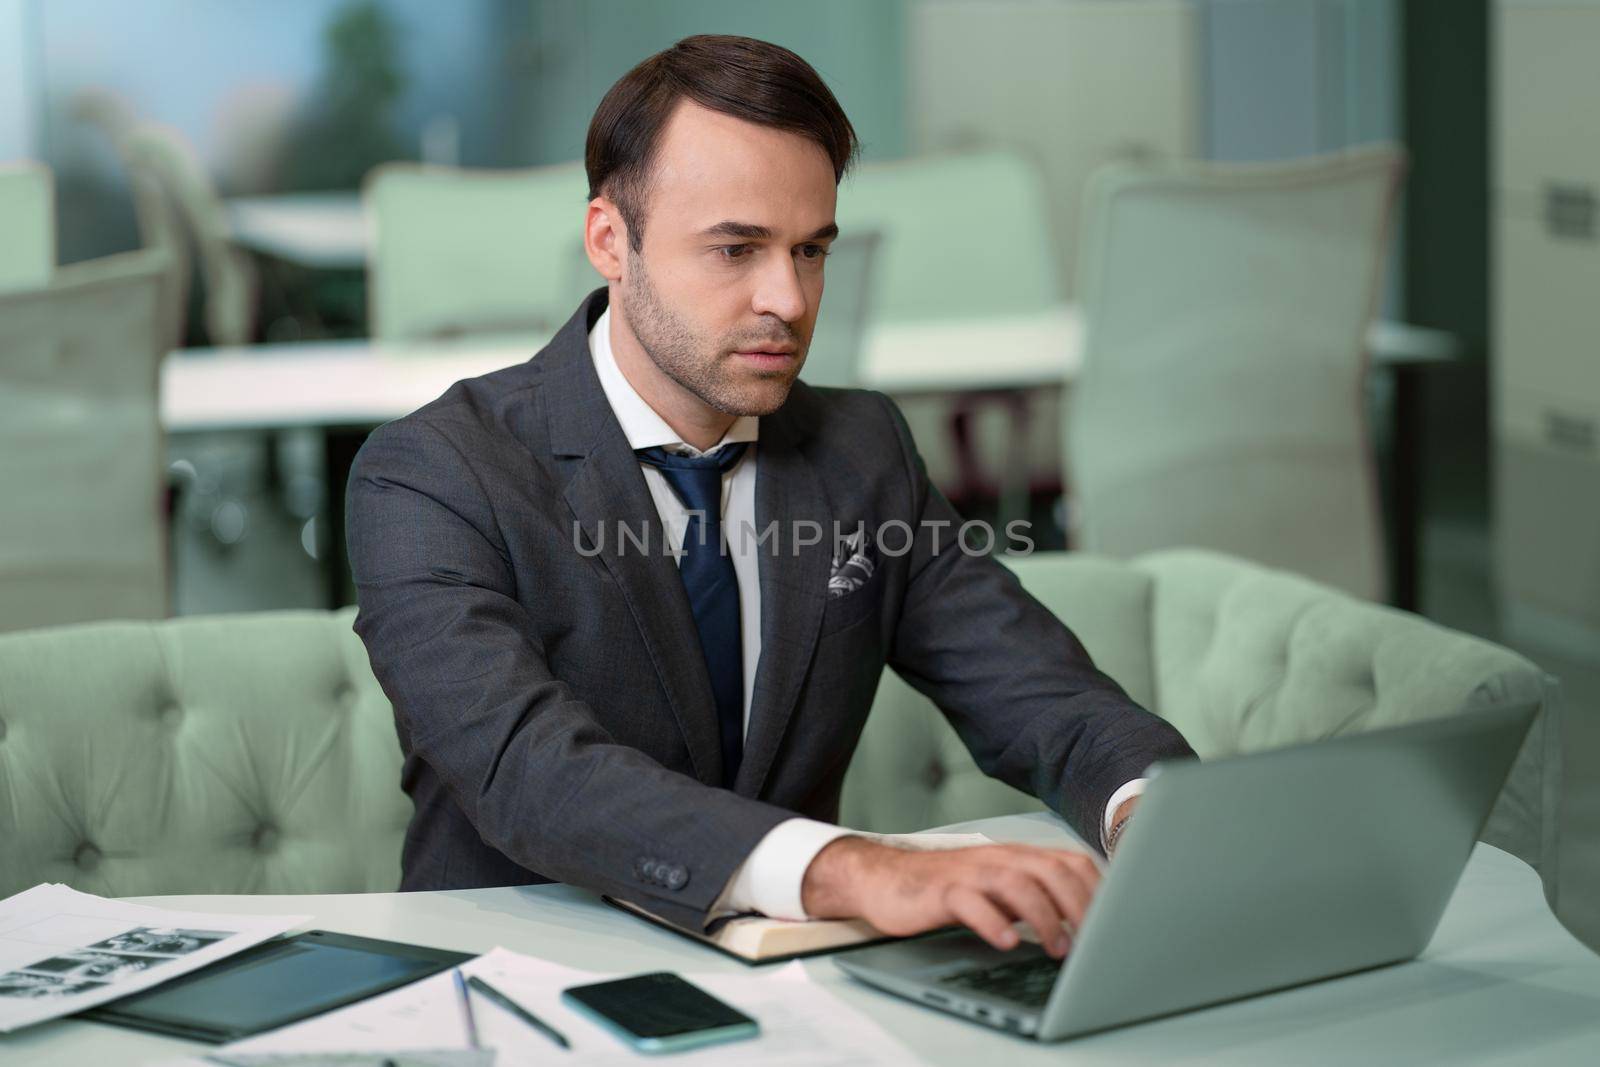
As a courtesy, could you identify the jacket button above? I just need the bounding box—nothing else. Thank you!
[666,866,688,890]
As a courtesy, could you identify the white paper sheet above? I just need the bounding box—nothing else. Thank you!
[0,883,308,1033]
[203,946,921,1065]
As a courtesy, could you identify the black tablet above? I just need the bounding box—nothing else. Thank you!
[80,929,473,1044]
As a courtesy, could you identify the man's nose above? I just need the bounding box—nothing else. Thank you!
[749,253,808,323]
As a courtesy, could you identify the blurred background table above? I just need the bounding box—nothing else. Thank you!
[162,307,1457,608]
[225,192,367,271]
[215,186,1461,375]
[162,309,1455,429]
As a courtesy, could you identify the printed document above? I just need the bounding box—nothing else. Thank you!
[0,883,307,1032]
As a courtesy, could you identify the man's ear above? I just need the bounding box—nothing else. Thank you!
[583,196,628,282]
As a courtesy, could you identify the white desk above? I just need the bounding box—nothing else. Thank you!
[6,813,1596,1066]
[161,308,1456,432]
[226,193,369,271]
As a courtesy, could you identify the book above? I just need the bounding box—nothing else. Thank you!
[606,831,994,964]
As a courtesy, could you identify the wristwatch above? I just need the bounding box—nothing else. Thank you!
[1105,813,1133,856]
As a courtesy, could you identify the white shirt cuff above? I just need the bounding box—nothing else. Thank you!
[710,818,854,922]
[1103,778,1150,850]
[711,784,1150,923]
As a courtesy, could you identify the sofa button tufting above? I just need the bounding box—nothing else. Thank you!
[253,825,280,852]
[925,759,946,790]
[335,682,356,706]
[75,843,101,870]
[160,703,183,728]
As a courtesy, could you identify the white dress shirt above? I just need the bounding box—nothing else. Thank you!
[589,307,1144,922]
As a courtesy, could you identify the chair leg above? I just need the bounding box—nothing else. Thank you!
[322,426,371,609]
[997,391,1034,535]
[946,389,1035,535]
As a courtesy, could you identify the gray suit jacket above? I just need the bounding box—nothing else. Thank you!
[346,287,1194,929]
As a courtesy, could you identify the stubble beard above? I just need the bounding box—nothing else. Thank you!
[623,250,802,418]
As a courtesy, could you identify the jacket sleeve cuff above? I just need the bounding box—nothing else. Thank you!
[709,818,854,921]
[1102,778,1150,849]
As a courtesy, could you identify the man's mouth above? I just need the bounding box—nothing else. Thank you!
[734,347,798,369]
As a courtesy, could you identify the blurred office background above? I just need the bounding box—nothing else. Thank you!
[0,1,1595,933]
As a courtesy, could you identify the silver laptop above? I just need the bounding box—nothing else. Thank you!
[835,703,1537,1041]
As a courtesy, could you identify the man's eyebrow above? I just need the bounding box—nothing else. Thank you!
[699,220,840,242]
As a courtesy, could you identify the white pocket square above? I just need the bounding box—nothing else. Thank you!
[828,529,876,599]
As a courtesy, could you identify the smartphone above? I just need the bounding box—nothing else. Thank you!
[561,971,759,1054]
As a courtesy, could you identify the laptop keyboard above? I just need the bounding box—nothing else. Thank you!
[938,956,1062,1008]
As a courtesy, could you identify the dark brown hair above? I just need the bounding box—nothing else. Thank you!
[585,34,860,253]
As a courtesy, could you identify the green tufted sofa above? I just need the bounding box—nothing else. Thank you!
[841,552,1558,873]
[0,550,1559,905]
[0,611,409,898]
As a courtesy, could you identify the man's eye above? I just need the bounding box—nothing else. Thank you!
[798,244,831,260]
[717,245,751,260]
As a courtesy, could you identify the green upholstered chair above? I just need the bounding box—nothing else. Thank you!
[798,229,883,389]
[364,161,591,341]
[833,151,1063,508]
[840,550,1559,883]
[1067,148,1404,602]
[0,250,171,633]
[0,161,54,293]
[120,122,260,347]
[834,150,1063,323]
[0,609,406,899]
[0,551,1560,927]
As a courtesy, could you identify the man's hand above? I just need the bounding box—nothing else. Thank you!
[800,839,1101,958]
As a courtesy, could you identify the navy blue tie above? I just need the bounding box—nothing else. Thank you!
[636,442,749,788]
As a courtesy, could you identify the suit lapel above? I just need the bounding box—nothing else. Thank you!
[734,408,831,799]
[543,291,724,785]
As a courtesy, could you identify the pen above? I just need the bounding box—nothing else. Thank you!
[467,973,572,1051]
[452,967,480,1050]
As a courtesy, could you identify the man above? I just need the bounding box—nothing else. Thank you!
[347,34,1195,959]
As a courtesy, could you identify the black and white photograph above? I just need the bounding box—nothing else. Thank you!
[0,972,106,1001]
[85,926,232,958]
[21,951,171,983]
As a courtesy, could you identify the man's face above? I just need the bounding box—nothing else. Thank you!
[617,100,838,417]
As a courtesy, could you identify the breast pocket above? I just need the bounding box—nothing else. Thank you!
[819,571,882,636]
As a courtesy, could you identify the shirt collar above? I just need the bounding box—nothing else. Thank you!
[588,305,759,457]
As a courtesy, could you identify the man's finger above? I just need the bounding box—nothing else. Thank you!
[1024,854,1094,932]
[1028,846,1102,890]
[945,885,1019,951]
[986,871,1069,957]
